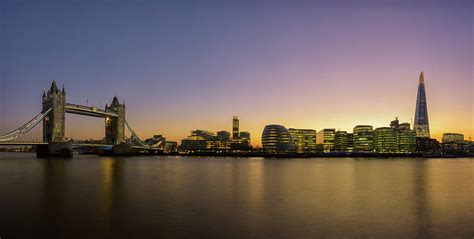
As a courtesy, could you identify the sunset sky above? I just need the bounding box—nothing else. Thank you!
[0,0,472,146]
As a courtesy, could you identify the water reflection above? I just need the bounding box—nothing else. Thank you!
[412,160,432,239]
[41,159,67,237]
[100,158,124,235]
[0,154,472,238]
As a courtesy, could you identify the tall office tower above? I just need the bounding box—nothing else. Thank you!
[414,71,430,138]
[232,116,239,139]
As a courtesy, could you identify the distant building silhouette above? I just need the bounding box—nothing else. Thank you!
[414,71,430,138]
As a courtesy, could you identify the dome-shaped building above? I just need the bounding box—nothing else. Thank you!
[261,125,295,154]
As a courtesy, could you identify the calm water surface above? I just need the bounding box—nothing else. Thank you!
[0,153,472,238]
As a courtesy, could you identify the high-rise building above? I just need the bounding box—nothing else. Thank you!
[397,123,416,153]
[442,133,464,143]
[288,128,317,153]
[374,127,398,153]
[232,116,239,139]
[414,71,430,138]
[353,125,374,152]
[262,125,295,154]
[316,129,336,152]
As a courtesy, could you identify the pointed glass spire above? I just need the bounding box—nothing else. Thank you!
[414,71,430,138]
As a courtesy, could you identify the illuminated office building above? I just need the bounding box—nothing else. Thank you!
[390,118,416,153]
[334,131,353,152]
[288,128,317,153]
[230,116,251,150]
[442,133,464,143]
[353,125,374,152]
[180,130,216,151]
[374,127,398,153]
[262,125,295,154]
[180,135,208,151]
[398,124,416,153]
[316,129,336,152]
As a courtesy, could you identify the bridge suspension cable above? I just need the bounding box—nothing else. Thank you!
[0,108,52,142]
[124,120,147,147]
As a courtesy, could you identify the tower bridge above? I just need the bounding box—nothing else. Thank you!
[0,81,161,157]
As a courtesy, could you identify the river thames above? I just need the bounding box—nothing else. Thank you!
[0,153,472,238]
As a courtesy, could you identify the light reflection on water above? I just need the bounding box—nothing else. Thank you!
[0,153,472,238]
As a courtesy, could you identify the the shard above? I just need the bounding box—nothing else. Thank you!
[414,71,430,138]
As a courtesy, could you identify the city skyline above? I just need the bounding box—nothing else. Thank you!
[1,1,472,146]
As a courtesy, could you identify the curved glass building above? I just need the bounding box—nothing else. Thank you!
[262,125,295,154]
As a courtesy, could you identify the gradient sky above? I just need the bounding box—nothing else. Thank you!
[0,0,472,146]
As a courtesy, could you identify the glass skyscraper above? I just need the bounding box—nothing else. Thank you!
[414,71,430,138]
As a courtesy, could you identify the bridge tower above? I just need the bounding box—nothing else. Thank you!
[105,96,125,145]
[42,81,66,142]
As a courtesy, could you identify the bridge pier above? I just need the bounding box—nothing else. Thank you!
[36,142,73,158]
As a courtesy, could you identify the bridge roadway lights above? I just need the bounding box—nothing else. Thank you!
[36,142,73,158]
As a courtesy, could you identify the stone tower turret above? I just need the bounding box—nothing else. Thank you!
[42,80,66,142]
[105,96,125,145]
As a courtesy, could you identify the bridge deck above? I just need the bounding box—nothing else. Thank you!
[65,103,118,118]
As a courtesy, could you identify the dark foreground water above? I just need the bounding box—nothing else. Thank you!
[0,153,472,238]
